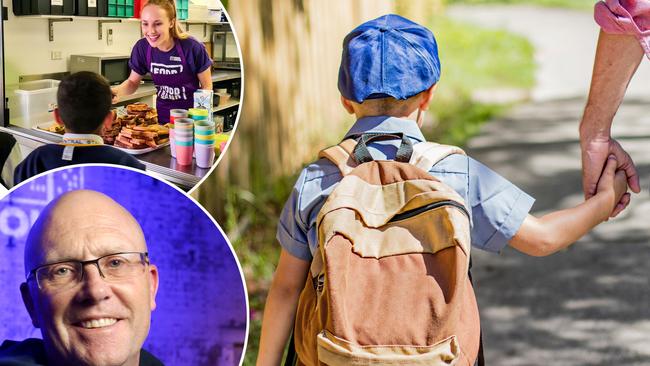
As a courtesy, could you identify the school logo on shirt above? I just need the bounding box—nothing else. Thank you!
[151,63,184,75]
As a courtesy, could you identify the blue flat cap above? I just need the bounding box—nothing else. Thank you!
[338,14,441,103]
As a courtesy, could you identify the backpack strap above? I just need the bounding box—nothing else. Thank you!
[318,138,358,176]
[409,141,466,172]
[319,139,466,176]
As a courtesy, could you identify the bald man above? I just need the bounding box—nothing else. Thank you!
[0,190,162,366]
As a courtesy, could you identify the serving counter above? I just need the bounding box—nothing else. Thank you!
[1,124,211,190]
[2,70,241,190]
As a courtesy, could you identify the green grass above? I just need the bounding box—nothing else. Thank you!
[234,16,535,366]
[224,178,296,366]
[426,16,534,145]
[446,0,595,11]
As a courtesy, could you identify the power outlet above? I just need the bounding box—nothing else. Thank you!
[50,50,62,60]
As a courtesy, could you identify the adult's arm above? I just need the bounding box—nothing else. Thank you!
[580,31,642,203]
[111,71,144,103]
[197,68,213,91]
[256,249,310,366]
[580,0,650,209]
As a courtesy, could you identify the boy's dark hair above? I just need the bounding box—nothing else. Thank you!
[57,71,112,134]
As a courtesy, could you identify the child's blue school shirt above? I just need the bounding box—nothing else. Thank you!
[277,116,535,261]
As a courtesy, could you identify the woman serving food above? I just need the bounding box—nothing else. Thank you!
[113,0,213,124]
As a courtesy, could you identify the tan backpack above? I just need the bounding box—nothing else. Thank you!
[293,133,481,366]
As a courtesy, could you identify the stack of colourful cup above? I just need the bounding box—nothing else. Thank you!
[169,109,188,158]
[194,120,216,168]
[188,108,209,122]
[174,118,194,165]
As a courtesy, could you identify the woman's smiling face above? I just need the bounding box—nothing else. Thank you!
[140,5,174,50]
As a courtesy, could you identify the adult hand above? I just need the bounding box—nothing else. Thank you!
[581,136,639,217]
[111,87,119,104]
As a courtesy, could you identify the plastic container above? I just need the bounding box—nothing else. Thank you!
[12,79,60,128]
[176,0,188,20]
[28,0,49,14]
[96,0,107,16]
[108,0,133,17]
[50,0,75,15]
[187,3,206,21]
[216,92,230,106]
[12,0,29,15]
[134,0,146,18]
[77,0,98,16]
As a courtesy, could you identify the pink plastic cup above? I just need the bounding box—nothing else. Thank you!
[175,144,194,166]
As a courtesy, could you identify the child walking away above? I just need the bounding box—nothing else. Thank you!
[256,14,628,366]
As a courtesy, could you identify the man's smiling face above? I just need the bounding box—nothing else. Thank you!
[21,190,158,366]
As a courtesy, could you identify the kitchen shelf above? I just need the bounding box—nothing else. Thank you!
[211,70,240,82]
[17,15,140,41]
[214,98,239,112]
[179,20,226,37]
[16,15,225,41]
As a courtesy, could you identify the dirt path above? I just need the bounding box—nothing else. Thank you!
[466,97,650,365]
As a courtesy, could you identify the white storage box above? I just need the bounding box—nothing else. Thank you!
[12,79,60,128]
[207,9,222,22]
[188,4,209,22]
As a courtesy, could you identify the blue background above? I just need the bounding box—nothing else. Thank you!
[0,166,247,366]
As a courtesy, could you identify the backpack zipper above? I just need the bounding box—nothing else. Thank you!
[389,200,469,222]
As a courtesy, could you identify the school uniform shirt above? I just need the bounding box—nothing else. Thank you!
[13,134,145,185]
[277,116,536,261]
[129,37,213,124]
[0,338,164,366]
[0,132,22,189]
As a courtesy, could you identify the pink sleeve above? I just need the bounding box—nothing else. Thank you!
[595,0,650,57]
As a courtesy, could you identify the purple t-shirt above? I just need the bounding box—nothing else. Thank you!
[129,37,212,123]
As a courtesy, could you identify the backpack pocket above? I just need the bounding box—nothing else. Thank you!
[317,330,459,366]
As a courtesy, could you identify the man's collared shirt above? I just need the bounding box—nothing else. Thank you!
[277,116,535,261]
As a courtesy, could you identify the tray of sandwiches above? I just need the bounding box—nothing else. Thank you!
[35,102,170,155]
[106,103,170,154]
[34,121,66,137]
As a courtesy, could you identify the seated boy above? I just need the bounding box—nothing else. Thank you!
[256,14,628,365]
[0,132,21,189]
[13,72,145,185]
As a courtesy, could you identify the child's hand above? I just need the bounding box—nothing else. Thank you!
[596,155,629,218]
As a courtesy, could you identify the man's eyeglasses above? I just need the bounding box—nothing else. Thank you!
[26,252,149,291]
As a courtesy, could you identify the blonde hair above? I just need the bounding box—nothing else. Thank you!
[143,0,189,40]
